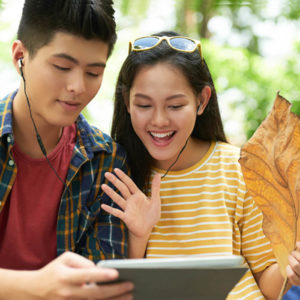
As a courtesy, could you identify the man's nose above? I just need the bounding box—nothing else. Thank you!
[66,70,86,95]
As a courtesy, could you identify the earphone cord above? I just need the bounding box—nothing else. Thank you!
[21,71,68,189]
[161,137,189,179]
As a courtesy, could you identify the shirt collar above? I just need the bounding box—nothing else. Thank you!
[0,90,16,138]
[0,90,112,155]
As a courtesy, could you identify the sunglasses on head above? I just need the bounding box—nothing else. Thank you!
[128,36,203,60]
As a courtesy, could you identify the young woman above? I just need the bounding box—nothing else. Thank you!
[101,31,300,299]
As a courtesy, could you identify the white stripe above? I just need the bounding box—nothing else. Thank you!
[147,244,232,250]
[147,252,231,258]
[242,241,271,252]
[161,190,239,199]
[150,228,232,236]
[154,221,231,229]
[160,182,242,192]
[149,236,232,243]
[160,213,231,221]
[161,198,230,206]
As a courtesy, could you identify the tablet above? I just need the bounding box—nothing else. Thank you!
[97,255,247,300]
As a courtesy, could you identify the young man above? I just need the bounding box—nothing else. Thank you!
[0,0,134,299]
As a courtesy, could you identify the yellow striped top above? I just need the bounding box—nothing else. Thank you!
[146,141,276,299]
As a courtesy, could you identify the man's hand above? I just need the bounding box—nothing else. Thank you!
[0,252,134,300]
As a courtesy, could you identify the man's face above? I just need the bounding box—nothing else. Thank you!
[19,32,109,129]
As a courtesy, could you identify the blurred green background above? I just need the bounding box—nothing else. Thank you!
[0,0,299,146]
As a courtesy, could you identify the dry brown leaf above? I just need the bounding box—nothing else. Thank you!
[239,93,300,276]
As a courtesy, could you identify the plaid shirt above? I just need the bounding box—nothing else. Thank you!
[0,91,128,262]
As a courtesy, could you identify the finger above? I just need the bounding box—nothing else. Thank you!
[288,254,300,278]
[67,267,119,285]
[105,172,131,199]
[104,292,133,300]
[291,249,300,263]
[102,184,127,210]
[68,281,134,299]
[151,173,161,203]
[114,168,139,195]
[101,204,125,221]
[296,241,300,251]
[286,264,300,286]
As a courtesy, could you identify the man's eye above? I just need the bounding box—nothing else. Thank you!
[86,72,99,77]
[53,65,70,71]
[137,105,151,108]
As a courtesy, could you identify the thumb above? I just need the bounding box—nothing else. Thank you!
[151,173,161,202]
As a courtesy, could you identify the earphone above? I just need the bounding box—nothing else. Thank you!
[197,103,202,113]
[18,58,24,75]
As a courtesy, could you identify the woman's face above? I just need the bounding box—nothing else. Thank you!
[127,63,202,170]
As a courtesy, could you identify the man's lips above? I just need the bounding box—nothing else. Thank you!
[57,100,81,111]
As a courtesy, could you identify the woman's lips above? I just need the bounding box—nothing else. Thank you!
[149,131,175,146]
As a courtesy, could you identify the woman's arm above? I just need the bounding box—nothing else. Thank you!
[101,168,161,258]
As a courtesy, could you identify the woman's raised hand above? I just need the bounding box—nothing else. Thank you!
[101,168,161,239]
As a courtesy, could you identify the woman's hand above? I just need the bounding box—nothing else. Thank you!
[101,168,161,240]
[286,241,300,285]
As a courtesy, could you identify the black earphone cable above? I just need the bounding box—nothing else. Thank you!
[161,137,189,179]
[19,62,68,189]
[161,103,200,179]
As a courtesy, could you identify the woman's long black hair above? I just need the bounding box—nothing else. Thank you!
[111,31,227,192]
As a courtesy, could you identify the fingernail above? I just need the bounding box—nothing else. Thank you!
[104,268,118,278]
[126,282,134,290]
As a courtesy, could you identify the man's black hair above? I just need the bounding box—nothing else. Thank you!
[17,0,117,57]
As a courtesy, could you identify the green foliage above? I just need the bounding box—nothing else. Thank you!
[203,39,300,139]
[114,0,151,28]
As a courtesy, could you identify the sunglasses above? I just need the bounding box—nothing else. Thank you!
[128,36,203,60]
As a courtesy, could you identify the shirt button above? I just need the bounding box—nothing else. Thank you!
[8,160,14,166]
[7,136,11,143]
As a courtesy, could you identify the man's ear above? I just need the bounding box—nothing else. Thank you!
[12,40,27,76]
[196,85,211,115]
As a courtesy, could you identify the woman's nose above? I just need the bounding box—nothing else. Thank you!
[151,108,170,127]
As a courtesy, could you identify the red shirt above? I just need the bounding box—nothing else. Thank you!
[0,124,76,270]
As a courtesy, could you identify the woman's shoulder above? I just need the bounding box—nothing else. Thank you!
[214,141,241,160]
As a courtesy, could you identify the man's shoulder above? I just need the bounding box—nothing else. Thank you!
[76,115,126,157]
[0,92,15,135]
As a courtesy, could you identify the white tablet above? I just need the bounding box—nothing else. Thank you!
[97,255,247,300]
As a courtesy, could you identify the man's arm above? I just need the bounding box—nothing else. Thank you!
[0,252,133,300]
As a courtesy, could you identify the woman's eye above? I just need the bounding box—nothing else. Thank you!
[169,105,183,109]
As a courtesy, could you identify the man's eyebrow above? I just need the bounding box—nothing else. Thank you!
[53,53,106,67]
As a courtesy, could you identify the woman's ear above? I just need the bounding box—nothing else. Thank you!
[197,86,211,115]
